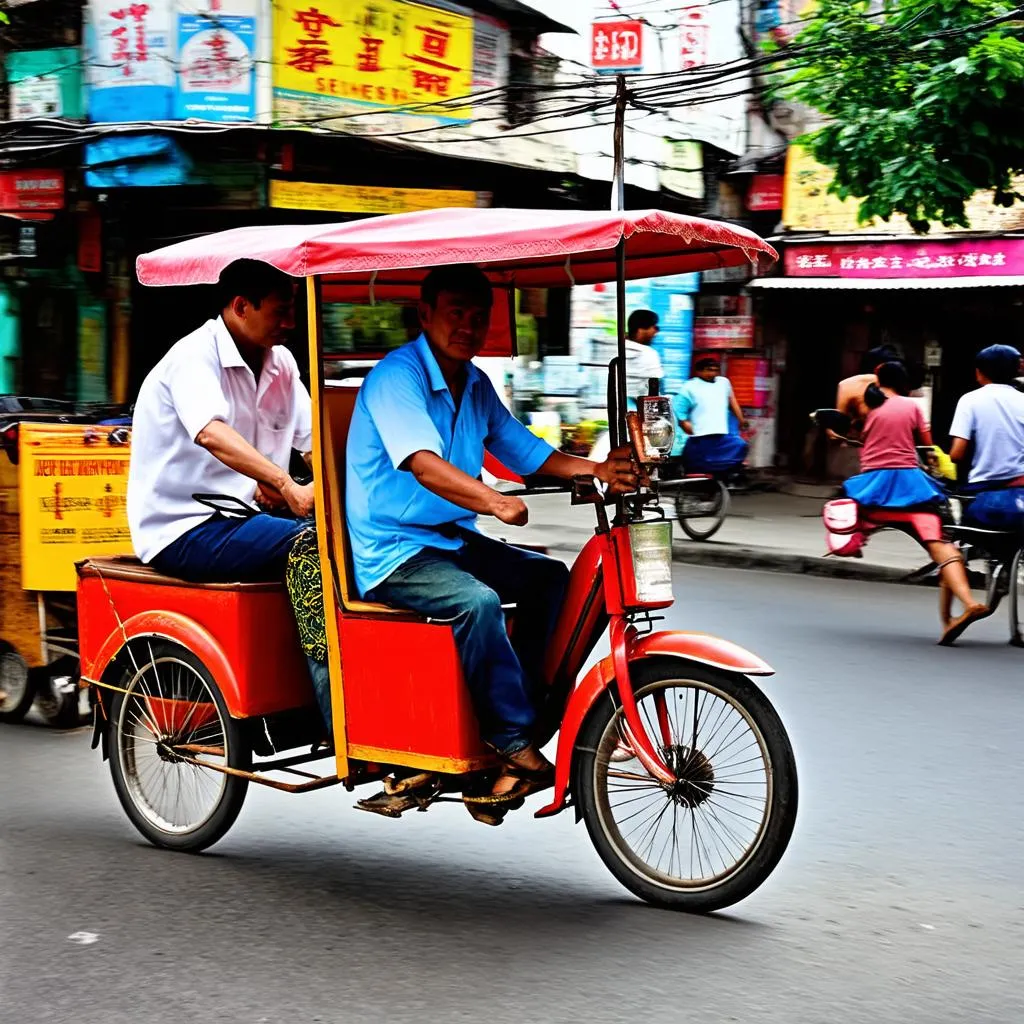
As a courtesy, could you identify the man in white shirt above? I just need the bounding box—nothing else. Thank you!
[128,259,314,583]
[949,344,1024,528]
[677,357,749,472]
[624,309,664,405]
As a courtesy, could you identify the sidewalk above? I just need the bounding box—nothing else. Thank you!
[480,490,932,586]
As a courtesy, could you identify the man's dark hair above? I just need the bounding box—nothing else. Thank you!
[864,360,910,409]
[694,357,720,373]
[217,259,294,311]
[627,309,658,338]
[421,264,493,309]
[860,344,900,374]
[976,344,1021,384]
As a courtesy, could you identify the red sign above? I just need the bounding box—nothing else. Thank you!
[591,20,643,70]
[694,316,755,349]
[679,3,709,70]
[0,170,65,212]
[785,238,1024,277]
[78,208,103,274]
[747,174,784,212]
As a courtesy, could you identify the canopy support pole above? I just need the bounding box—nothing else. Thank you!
[611,74,628,451]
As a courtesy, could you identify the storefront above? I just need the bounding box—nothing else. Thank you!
[751,236,1024,477]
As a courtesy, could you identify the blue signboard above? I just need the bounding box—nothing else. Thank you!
[175,14,256,122]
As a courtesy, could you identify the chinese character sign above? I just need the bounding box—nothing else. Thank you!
[176,14,256,121]
[273,0,474,122]
[86,0,174,121]
[679,2,710,70]
[784,239,1024,277]
[591,20,643,71]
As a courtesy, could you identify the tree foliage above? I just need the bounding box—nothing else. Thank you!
[782,0,1024,232]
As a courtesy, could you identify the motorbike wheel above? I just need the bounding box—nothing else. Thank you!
[573,657,797,914]
[1009,546,1024,647]
[0,641,35,724]
[33,656,85,729]
[107,639,250,852]
[675,479,730,541]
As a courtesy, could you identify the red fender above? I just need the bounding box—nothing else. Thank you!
[82,610,243,717]
[535,630,773,818]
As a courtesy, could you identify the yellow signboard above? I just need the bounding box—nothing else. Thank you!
[784,145,1024,234]
[269,180,482,215]
[18,424,132,592]
[273,0,474,123]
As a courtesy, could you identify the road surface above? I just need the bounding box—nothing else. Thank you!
[1,567,1021,1023]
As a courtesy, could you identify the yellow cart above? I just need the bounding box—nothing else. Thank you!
[0,421,131,726]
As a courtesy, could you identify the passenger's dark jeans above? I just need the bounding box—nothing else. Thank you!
[151,513,307,582]
[367,529,570,754]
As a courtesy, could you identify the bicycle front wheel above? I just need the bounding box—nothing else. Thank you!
[574,657,798,913]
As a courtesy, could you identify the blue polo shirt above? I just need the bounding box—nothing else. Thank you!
[345,335,554,596]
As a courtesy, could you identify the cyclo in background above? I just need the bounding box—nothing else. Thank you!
[76,208,798,913]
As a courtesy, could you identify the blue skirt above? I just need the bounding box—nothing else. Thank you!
[842,468,945,508]
[964,488,1024,530]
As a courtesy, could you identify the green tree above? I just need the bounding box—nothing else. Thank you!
[781,0,1024,231]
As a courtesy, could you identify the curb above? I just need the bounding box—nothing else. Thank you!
[539,533,929,586]
[668,543,920,585]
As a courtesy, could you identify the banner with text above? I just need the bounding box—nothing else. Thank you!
[273,0,474,130]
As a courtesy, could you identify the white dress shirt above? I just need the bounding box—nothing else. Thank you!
[624,339,664,403]
[128,317,313,563]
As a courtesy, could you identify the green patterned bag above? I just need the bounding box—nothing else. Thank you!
[285,528,327,662]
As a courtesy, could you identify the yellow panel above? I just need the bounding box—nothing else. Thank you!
[17,424,131,592]
[347,743,494,776]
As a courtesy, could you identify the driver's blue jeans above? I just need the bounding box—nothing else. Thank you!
[366,529,569,755]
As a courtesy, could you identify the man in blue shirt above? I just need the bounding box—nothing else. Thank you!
[346,265,635,817]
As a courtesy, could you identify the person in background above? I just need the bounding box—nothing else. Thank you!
[836,344,902,427]
[677,357,749,473]
[624,309,664,405]
[842,361,987,644]
[949,344,1024,526]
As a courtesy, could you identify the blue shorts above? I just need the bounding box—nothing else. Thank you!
[683,434,748,473]
[964,488,1024,530]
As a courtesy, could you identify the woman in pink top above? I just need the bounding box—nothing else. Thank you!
[843,362,988,644]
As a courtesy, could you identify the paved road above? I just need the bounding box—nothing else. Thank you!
[2,567,1021,1024]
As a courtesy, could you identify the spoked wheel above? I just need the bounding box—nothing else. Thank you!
[0,642,35,724]
[674,479,730,541]
[1009,546,1024,647]
[574,657,797,913]
[107,639,250,852]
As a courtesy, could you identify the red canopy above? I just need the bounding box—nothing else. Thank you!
[136,207,777,288]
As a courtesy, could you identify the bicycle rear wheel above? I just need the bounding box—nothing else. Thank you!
[675,479,730,541]
[1009,546,1024,646]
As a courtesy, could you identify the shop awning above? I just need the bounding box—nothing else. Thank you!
[749,276,1024,290]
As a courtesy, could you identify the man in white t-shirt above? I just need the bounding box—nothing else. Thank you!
[949,344,1024,528]
[676,357,749,472]
[624,309,664,405]
[128,259,314,582]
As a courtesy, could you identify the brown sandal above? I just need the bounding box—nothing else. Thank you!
[939,603,992,646]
